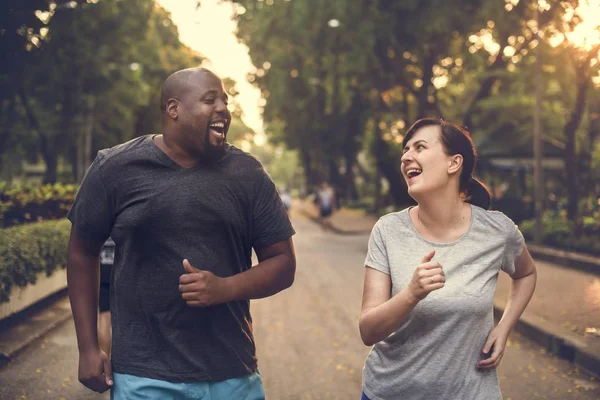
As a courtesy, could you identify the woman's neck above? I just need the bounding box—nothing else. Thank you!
[412,194,471,243]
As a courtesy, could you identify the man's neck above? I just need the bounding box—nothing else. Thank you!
[153,134,198,168]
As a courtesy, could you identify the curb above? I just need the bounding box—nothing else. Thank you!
[299,208,600,379]
[0,291,72,368]
[493,303,600,379]
[527,244,600,277]
[0,312,72,367]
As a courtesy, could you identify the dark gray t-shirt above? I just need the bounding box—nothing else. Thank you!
[68,135,295,382]
[363,205,525,400]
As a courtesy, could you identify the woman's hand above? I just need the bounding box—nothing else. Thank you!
[406,249,445,302]
[477,326,509,370]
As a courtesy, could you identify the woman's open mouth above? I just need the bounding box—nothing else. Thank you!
[405,168,422,183]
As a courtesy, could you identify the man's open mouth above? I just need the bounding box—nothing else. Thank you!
[209,120,227,139]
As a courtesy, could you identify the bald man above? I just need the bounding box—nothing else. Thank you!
[67,68,296,399]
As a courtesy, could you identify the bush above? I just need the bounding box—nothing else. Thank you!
[0,182,78,228]
[519,211,600,256]
[0,219,71,303]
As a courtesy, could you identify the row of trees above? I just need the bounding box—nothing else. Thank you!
[226,0,599,223]
[0,0,254,184]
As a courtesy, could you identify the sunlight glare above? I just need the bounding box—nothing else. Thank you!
[556,0,600,51]
[253,134,267,146]
[432,75,449,89]
[156,0,264,134]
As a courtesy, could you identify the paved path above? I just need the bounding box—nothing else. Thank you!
[0,215,598,399]
[302,201,600,341]
[496,262,600,337]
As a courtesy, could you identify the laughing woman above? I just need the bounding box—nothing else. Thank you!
[359,118,537,400]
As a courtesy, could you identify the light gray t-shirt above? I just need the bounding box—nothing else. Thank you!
[363,204,525,400]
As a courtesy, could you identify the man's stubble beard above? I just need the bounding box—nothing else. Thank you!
[200,127,227,164]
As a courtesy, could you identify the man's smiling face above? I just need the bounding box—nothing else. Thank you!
[175,71,232,162]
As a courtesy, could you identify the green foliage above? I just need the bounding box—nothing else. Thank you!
[0,182,77,227]
[0,219,70,303]
[228,0,598,209]
[231,0,377,188]
[0,0,205,183]
[520,210,600,255]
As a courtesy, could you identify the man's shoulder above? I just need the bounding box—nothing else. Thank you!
[226,145,263,167]
[94,135,153,171]
[223,145,268,180]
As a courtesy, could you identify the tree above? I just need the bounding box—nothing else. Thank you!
[197,0,598,222]
[561,45,600,222]
[1,1,208,183]
[0,0,87,177]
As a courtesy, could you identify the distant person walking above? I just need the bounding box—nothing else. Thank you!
[67,67,296,399]
[359,118,537,400]
[316,181,336,231]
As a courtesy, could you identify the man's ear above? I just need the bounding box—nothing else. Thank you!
[448,154,463,175]
[166,98,179,119]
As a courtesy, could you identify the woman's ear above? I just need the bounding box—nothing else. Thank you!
[448,154,463,175]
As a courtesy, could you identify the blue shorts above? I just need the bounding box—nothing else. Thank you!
[111,372,265,400]
[320,206,333,218]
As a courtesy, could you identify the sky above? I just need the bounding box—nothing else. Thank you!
[156,0,263,134]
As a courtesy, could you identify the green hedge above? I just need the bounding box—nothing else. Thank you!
[519,211,600,256]
[0,182,78,228]
[0,219,71,303]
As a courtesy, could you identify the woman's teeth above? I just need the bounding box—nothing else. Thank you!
[406,168,422,178]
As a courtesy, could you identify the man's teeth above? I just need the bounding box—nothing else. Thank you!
[210,122,225,129]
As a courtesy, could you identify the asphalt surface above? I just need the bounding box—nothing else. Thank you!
[0,215,598,399]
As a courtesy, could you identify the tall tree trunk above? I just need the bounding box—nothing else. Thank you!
[62,81,78,181]
[0,98,16,166]
[69,148,78,184]
[564,50,597,222]
[43,153,58,184]
[374,170,383,211]
[416,50,435,119]
[77,96,96,182]
[328,158,344,202]
[17,78,58,183]
[583,102,599,199]
[300,146,316,189]
[344,152,359,202]
[343,89,367,202]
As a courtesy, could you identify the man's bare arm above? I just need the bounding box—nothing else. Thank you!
[67,229,113,392]
[234,238,296,299]
[179,238,296,306]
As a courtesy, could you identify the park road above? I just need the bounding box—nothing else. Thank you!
[0,214,597,399]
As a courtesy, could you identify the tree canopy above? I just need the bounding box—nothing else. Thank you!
[226,0,599,222]
[0,0,253,183]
